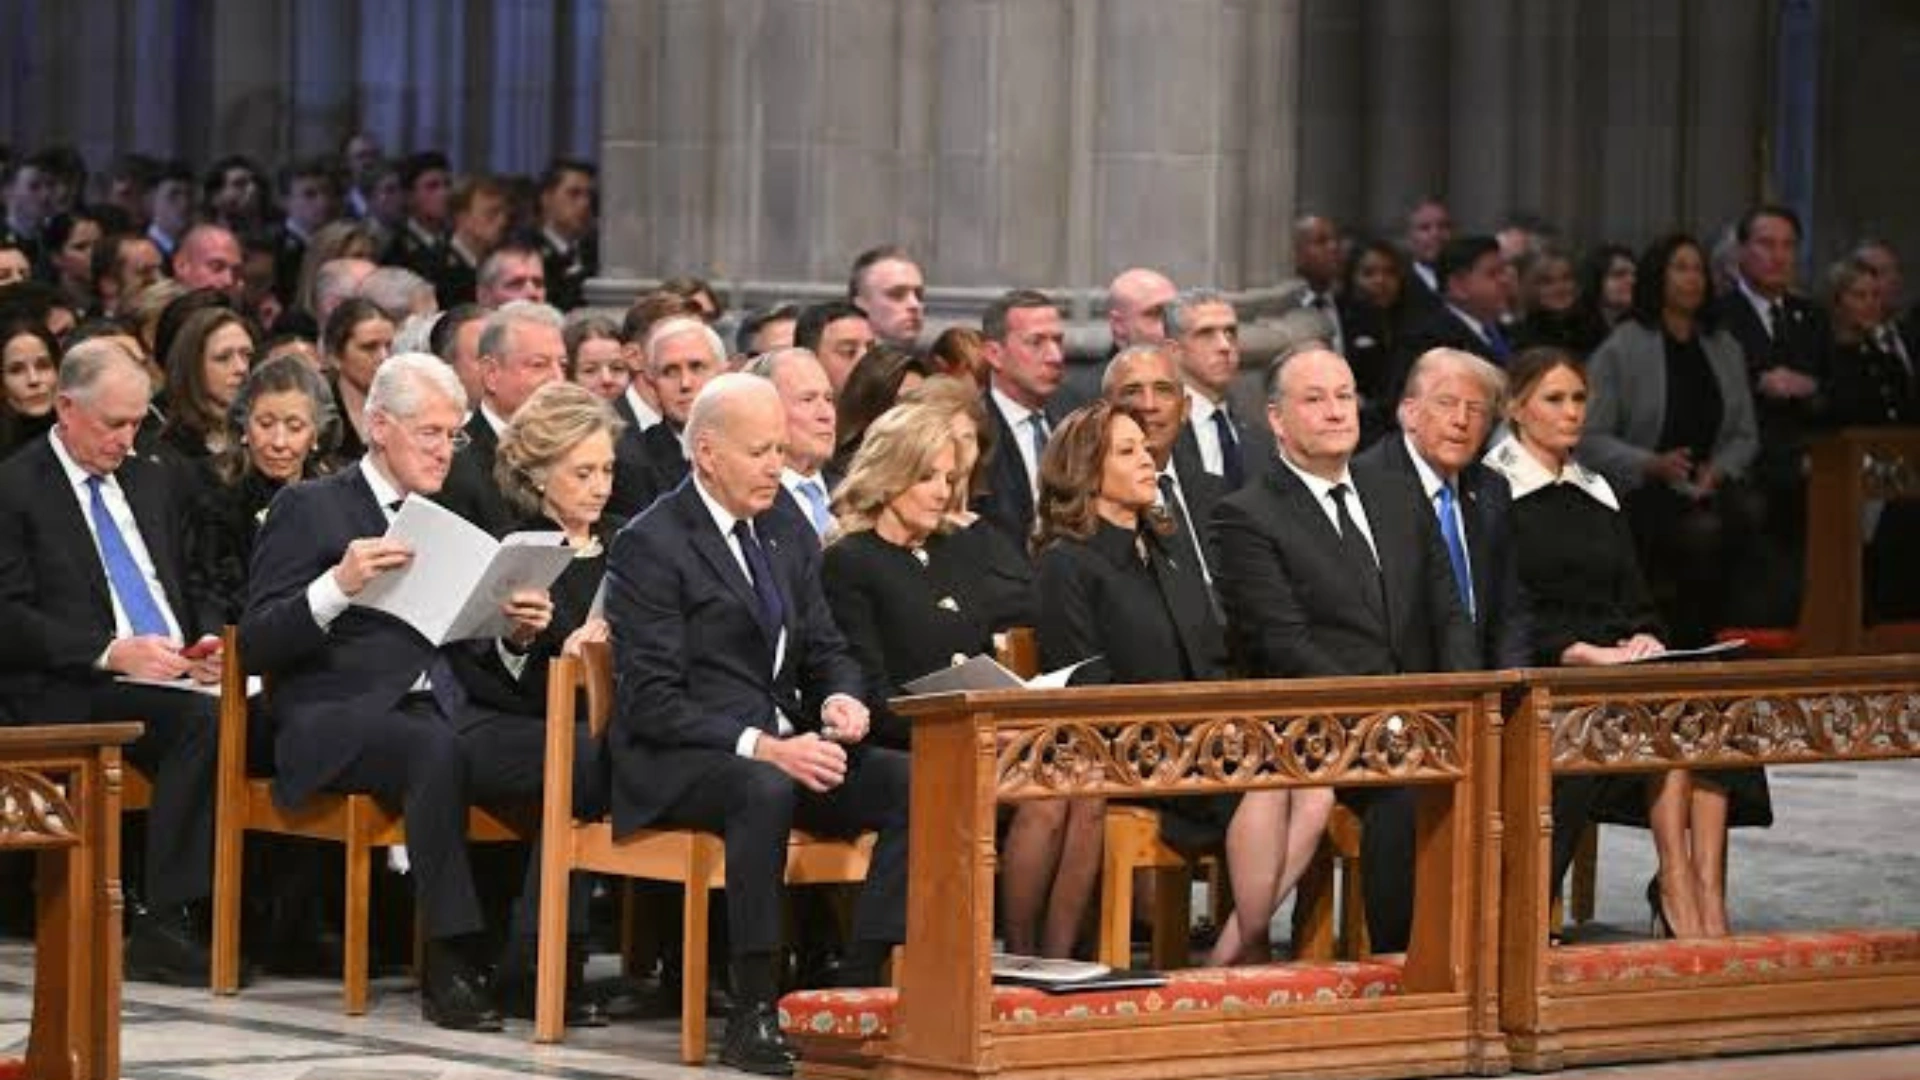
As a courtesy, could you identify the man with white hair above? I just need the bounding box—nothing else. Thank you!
[0,339,230,984]
[242,352,597,1032]
[746,347,840,540]
[605,373,907,1075]
[608,314,726,517]
[439,300,567,532]
[359,264,439,323]
[313,256,377,324]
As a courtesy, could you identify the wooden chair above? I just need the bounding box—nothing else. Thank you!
[534,641,877,1063]
[208,626,529,1014]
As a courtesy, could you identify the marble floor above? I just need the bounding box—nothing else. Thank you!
[3,759,1919,1079]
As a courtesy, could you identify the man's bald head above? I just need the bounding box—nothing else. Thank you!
[173,223,243,298]
[1106,267,1178,350]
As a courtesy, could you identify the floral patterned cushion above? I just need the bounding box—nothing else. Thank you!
[1548,929,1920,986]
[779,960,1404,1040]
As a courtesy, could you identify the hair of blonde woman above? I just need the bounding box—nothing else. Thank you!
[829,399,962,541]
[896,373,995,508]
[493,379,626,520]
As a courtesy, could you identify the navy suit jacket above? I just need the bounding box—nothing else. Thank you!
[608,421,689,520]
[1357,435,1532,670]
[241,464,498,806]
[603,478,863,832]
[1210,453,1477,678]
[0,436,216,711]
[973,389,1073,553]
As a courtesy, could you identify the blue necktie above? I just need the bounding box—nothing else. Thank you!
[797,478,832,540]
[1435,484,1475,620]
[87,476,172,638]
[1484,323,1512,363]
[1211,408,1244,488]
[733,519,786,637]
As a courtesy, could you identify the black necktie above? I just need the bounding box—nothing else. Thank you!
[1330,483,1385,616]
[1157,475,1203,577]
[1211,408,1244,488]
[733,519,786,636]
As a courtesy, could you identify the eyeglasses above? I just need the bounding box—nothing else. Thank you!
[402,424,471,452]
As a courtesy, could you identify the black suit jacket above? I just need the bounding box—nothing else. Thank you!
[1711,289,1834,485]
[532,229,598,313]
[1387,306,1502,413]
[603,478,863,832]
[972,390,1067,552]
[1164,449,1227,577]
[1210,454,1476,678]
[0,437,216,711]
[240,465,495,806]
[1357,435,1531,669]
[608,421,689,520]
[438,411,515,535]
[1174,394,1277,494]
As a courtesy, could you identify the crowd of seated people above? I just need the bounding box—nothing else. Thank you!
[3,134,1920,1076]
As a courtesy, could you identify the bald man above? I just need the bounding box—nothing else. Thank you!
[1106,267,1177,354]
[172,222,243,300]
[605,373,909,1074]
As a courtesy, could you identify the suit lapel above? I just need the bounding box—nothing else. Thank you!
[117,460,190,626]
[35,444,111,610]
[1351,467,1403,648]
[678,488,774,643]
[1460,465,1496,621]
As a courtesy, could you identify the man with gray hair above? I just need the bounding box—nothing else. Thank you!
[605,372,905,1073]
[440,300,567,532]
[609,314,727,517]
[747,347,840,540]
[0,338,231,985]
[1166,287,1270,490]
[359,264,439,323]
[242,352,596,1031]
[313,256,377,324]
[475,241,547,309]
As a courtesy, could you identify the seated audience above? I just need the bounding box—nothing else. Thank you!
[321,297,396,464]
[0,317,58,458]
[604,373,906,1074]
[1579,233,1764,646]
[830,341,932,474]
[793,299,874,391]
[158,306,257,467]
[292,220,381,318]
[1343,238,1412,442]
[1486,347,1770,940]
[44,208,102,312]
[563,313,629,403]
[607,314,724,517]
[1577,242,1637,337]
[1513,245,1603,354]
[746,347,841,541]
[927,324,989,388]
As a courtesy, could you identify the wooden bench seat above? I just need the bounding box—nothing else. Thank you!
[1545,928,1920,987]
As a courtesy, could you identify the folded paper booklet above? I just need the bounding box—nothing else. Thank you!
[898,654,1101,696]
[118,675,263,698]
[351,495,574,645]
[1621,638,1747,665]
[991,952,1168,994]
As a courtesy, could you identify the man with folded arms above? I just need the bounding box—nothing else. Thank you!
[605,373,908,1075]
[242,352,602,1031]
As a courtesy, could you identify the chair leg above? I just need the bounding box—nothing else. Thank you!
[681,849,714,1065]
[209,818,244,995]
[532,839,573,1043]
[1338,851,1369,958]
[343,837,371,1016]
[1292,845,1335,961]
[1571,824,1599,924]
[1148,866,1190,971]
[619,880,643,978]
[1096,843,1135,968]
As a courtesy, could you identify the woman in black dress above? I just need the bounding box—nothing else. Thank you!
[186,356,340,622]
[823,399,1004,749]
[1487,347,1769,939]
[1341,238,1411,443]
[1513,246,1605,355]
[0,318,58,459]
[157,306,258,482]
[321,298,396,468]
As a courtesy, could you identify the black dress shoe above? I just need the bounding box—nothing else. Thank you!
[125,903,211,986]
[493,940,610,1028]
[421,942,504,1033]
[720,1001,797,1076]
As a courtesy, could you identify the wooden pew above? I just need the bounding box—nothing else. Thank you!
[0,721,140,1080]
[1500,654,1920,1070]
[1795,427,1920,656]
[854,671,1515,1080]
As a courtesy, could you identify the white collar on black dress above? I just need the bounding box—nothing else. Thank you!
[1484,434,1619,511]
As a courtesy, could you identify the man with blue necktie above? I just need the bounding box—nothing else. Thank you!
[749,347,843,544]
[0,339,228,984]
[1388,236,1516,414]
[1169,288,1273,491]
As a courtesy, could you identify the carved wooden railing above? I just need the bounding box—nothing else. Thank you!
[1501,655,1920,1071]
[1798,427,1920,655]
[0,722,140,1080]
[890,672,1515,1080]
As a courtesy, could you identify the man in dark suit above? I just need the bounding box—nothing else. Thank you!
[1401,197,1453,316]
[1211,347,1476,953]
[608,314,724,518]
[389,151,451,273]
[748,347,842,542]
[1354,347,1533,949]
[0,338,227,984]
[1281,214,1346,357]
[269,157,339,306]
[242,352,596,1031]
[1389,235,1513,410]
[1105,342,1225,589]
[605,372,907,1075]
[1167,288,1273,492]
[976,289,1068,549]
[530,159,598,312]
[438,301,567,534]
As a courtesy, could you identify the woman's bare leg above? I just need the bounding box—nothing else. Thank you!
[1688,779,1733,937]
[1647,771,1706,939]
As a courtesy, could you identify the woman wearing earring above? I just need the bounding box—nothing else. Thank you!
[1486,346,1769,939]
[187,355,340,622]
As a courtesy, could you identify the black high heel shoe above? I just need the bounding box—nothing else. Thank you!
[1645,877,1674,939]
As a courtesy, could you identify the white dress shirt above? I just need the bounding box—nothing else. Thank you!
[1156,459,1213,589]
[1403,433,1474,597]
[623,383,663,432]
[781,468,834,540]
[49,430,185,654]
[1186,388,1237,478]
[1277,451,1378,565]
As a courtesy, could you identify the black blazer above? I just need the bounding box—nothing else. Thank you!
[603,478,863,832]
[1164,450,1227,576]
[1036,520,1228,685]
[1387,305,1503,411]
[821,528,1000,748]
[1210,454,1476,678]
[531,229,597,313]
[240,464,497,806]
[608,421,688,520]
[1711,289,1834,484]
[973,390,1042,551]
[0,436,216,711]
[1357,435,1532,669]
[437,410,515,535]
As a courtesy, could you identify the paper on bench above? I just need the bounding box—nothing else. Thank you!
[351,494,573,645]
[899,654,1101,695]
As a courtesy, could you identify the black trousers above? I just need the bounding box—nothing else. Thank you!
[322,699,602,941]
[20,681,224,908]
[653,744,909,958]
[1338,786,1415,953]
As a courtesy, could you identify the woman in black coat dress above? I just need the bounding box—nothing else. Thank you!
[822,398,1011,750]
[1487,348,1769,940]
